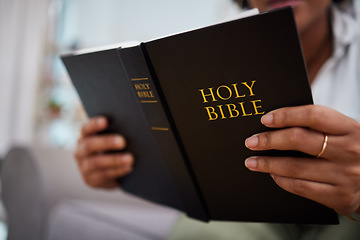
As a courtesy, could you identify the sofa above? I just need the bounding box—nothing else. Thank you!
[1,145,180,240]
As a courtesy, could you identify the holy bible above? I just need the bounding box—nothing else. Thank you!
[61,7,338,224]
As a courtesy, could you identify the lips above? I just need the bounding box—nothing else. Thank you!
[268,0,303,10]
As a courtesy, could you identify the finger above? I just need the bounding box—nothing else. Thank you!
[80,116,108,139]
[245,156,339,184]
[87,153,134,173]
[84,171,121,189]
[75,134,126,159]
[245,127,333,157]
[271,175,359,215]
[261,105,357,135]
[102,165,133,179]
[86,165,133,188]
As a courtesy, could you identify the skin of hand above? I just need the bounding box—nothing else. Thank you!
[245,105,360,216]
[74,116,135,189]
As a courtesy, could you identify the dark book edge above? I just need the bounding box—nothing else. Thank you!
[117,45,209,221]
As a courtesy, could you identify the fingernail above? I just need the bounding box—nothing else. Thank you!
[245,135,259,148]
[261,113,274,126]
[245,157,258,169]
[121,154,132,164]
[97,117,106,127]
[113,136,124,146]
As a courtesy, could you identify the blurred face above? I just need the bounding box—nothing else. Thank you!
[247,0,332,34]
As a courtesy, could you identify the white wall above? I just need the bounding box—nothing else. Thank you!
[0,0,51,156]
[59,0,241,49]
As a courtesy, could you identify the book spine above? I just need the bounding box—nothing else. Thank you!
[117,45,209,221]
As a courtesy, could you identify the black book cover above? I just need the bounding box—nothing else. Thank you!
[62,7,338,224]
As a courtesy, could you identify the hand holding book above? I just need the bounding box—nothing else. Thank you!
[245,105,360,217]
[74,103,360,221]
[74,116,134,189]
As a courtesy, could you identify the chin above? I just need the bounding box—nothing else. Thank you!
[268,0,304,11]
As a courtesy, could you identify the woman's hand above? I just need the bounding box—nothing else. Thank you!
[244,105,360,216]
[74,116,134,189]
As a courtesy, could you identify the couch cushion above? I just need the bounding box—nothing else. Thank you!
[46,199,179,240]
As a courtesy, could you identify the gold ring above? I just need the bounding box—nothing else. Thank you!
[316,133,328,158]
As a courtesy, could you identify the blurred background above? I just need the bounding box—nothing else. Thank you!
[0,0,242,156]
[0,0,243,238]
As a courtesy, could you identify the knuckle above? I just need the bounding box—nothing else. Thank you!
[353,121,360,133]
[343,142,360,158]
[259,132,272,149]
[90,117,101,128]
[336,189,357,215]
[289,128,306,147]
[79,157,90,172]
[90,155,102,168]
[106,136,116,148]
[287,160,304,176]
[75,140,91,160]
[290,179,308,196]
[82,139,92,153]
[110,154,120,164]
[258,156,272,172]
[276,109,288,125]
[80,124,88,136]
[307,106,326,125]
[81,121,93,135]
[344,166,360,182]
[104,169,117,178]
[111,155,122,168]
